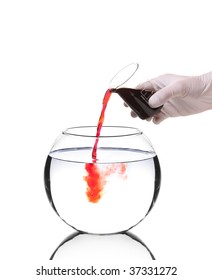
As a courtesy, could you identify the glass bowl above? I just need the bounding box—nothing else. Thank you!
[44,126,161,234]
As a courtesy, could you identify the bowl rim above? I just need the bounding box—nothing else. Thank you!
[62,126,143,138]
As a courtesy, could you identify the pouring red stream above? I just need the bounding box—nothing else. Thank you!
[91,89,112,161]
[83,89,127,203]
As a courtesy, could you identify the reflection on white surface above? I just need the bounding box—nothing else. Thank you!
[50,231,155,263]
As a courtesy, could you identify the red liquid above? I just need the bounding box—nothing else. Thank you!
[92,89,112,161]
[84,89,127,203]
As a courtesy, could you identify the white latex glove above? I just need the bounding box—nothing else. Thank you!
[135,71,212,124]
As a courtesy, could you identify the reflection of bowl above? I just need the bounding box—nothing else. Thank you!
[44,126,161,234]
[50,232,155,261]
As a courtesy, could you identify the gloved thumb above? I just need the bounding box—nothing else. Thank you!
[149,81,188,108]
[149,81,187,108]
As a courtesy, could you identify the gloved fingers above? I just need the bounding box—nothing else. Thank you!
[123,102,137,117]
[200,71,212,95]
[152,111,168,124]
[136,74,187,91]
[136,80,157,91]
[130,110,137,118]
[148,80,189,108]
[130,110,152,121]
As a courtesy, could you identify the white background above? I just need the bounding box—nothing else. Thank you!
[1,0,212,278]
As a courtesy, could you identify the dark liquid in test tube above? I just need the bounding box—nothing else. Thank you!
[113,88,163,120]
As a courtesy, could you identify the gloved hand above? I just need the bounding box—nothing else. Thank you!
[135,71,212,124]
